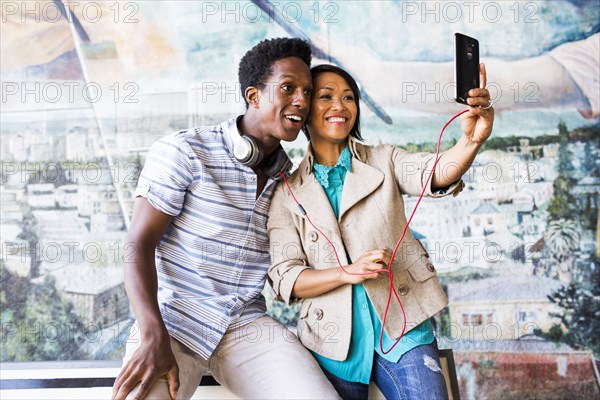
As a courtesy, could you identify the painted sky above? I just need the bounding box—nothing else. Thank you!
[1,0,598,142]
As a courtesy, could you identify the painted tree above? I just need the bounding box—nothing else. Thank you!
[535,124,599,361]
[582,142,597,175]
[536,256,600,359]
[17,206,40,279]
[547,121,578,221]
[544,219,581,282]
[542,121,581,281]
[0,264,88,361]
[579,141,599,231]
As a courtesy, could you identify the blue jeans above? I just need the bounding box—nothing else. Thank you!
[322,342,448,400]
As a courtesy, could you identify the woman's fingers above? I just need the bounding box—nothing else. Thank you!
[363,249,392,263]
[479,63,487,88]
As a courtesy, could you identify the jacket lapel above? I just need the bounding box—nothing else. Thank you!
[288,157,342,238]
[339,158,384,221]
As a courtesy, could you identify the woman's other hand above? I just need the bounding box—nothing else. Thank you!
[342,249,392,284]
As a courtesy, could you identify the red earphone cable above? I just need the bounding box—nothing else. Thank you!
[279,109,468,354]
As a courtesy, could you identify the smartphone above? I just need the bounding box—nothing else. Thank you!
[454,33,480,105]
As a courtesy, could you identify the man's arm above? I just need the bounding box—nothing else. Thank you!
[112,197,179,400]
[312,34,598,117]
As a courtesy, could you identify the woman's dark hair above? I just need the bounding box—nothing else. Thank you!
[302,64,363,141]
[238,38,312,108]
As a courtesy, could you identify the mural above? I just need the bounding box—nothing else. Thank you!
[1,1,598,398]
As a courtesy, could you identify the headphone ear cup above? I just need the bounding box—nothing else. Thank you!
[263,147,292,177]
[234,135,263,167]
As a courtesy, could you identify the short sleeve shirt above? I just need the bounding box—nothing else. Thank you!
[135,118,289,359]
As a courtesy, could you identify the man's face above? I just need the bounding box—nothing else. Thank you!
[254,56,312,142]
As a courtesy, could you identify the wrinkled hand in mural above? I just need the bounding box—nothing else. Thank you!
[310,33,599,119]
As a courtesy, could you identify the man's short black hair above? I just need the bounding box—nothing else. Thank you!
[238,37,312,108]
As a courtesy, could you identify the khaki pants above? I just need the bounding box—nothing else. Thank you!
[122,316,340,399]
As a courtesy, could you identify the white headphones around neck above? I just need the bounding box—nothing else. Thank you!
[231,129,264,167]
[229,119,291,177]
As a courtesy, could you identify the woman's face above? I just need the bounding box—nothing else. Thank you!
[306,71,358,145]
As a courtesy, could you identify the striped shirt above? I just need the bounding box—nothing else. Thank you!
[135,117,290,359]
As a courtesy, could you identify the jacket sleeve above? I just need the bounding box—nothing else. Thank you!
[267,184,311,305]
[389,145,464,198]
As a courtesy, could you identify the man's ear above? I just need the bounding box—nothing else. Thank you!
[245,86,259,108]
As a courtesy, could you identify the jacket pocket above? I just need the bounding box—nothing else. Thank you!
[299,300,312,320]
[297,301,313,337]
[407,261,436,283]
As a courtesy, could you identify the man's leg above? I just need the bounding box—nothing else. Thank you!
[210,316,340,399]
[120,322,209,399]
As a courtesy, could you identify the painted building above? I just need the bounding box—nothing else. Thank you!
[448,276,563,341]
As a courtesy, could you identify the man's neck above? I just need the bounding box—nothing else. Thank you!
[238,114,280,158]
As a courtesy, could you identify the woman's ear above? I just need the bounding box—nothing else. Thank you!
[245,87,259,108]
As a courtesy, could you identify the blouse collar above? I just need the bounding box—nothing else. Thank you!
[313,145,352,188]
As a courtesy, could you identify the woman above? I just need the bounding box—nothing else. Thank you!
[267,64,494,399]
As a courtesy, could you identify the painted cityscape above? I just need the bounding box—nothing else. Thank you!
[1,1,599,398]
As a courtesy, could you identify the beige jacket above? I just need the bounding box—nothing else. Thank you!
[267,137,464,361]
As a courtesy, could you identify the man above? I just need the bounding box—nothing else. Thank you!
[112,38,339,400]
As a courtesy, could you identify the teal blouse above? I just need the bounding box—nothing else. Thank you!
[311,145,435,384]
